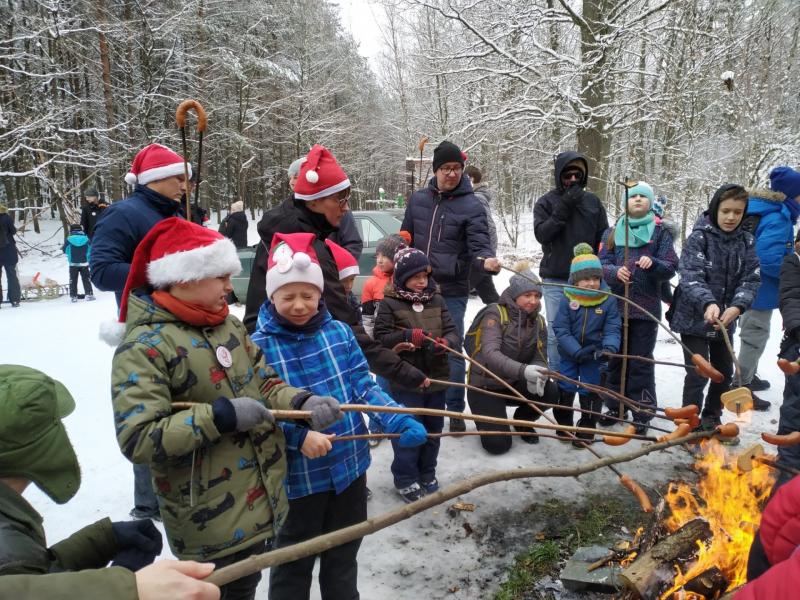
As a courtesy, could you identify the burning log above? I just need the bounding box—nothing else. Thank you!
[619,518,712,599]
[683,566,729,598]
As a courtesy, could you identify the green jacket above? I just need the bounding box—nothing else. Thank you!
[0,482,136,599]
[111,293,308,561]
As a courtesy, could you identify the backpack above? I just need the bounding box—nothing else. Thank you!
[463,303,509,359]
[218,216,230,236]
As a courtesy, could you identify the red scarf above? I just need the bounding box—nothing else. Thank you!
[152,290,229,327]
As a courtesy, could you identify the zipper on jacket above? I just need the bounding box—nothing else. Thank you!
[426,195,441,256]
[437,212,446,242]
[580,307,588,344]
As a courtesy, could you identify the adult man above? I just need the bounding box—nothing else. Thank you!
[533,151,609,370]
[80,187,107,239]
[736,165,800,408]
[465,165,500,304]
[401,141,500,432]
[90,143,191,520]
[0,204,20,308]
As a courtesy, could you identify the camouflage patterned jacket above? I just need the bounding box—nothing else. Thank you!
[111,292,309,561]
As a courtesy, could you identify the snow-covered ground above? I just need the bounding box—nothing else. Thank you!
[0,216,784,598]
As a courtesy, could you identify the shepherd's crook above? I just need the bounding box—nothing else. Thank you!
[618,177,636,420]
[175,100,208,218]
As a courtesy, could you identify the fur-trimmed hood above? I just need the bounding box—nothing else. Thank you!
[0,205,7,214]
[748,188,787,203]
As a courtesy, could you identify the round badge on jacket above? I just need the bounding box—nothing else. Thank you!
[569,301,580,311]
[216,346,233,369]
[412,302,424,313]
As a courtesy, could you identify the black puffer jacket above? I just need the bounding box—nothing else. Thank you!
[401,175,493,297]
[533,151,609,280]
[780,252,800,338]
[244,198,426,388]
[221,211,248,249]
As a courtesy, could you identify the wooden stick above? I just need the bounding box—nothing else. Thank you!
[620,177,633,420]
[333,431,569,443]
[600,351,696,371]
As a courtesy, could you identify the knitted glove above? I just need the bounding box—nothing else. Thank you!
[523,364,548,397]
[403,328,427,348]
[432,337,449,355]
[299,395,343,430]
[574,345,597,364]
[111,520,163,571]
[212,397,274,433]
[384,413,428,447]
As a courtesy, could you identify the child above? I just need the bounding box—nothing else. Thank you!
[360,234,407,337]
[373,247,460,502]
[250,232,426,600]
[552,244,622,446]
[108,218,342,600]
[777,229,800,476]
[667,184,760,430]
[652,195,681,304]
[598,182,678,433]
[62,223,95,302]
[326,238,361,317]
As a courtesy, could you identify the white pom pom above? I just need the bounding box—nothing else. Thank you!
[305,170,319,184]
[293,252,311,269]
[124,172,138,186]
[99,320,127,346]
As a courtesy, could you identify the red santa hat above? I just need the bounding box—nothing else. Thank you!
[293,145,350,201]
[100,218,240,345]
[124,143,192,187]
[266,233,324,298]
[325,239,359,280]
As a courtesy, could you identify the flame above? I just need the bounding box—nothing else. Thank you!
[658,440,775,599]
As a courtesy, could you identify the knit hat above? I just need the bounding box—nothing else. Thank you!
[84,187,98,197]
[432,141,467,173]
[266,232,324,298]
[0,365,80,504]
[375,234,407,261]
[569,243,602,284]
[124,143,191,186]
[625,182,655,208]
[392,247,431,288]
[770,166,800,200]
[100,218,240,345]
[653,195,667,218]
[287,157,306,178]
[325,239,359,280]
[508,261,542,299]
[230,200,244,213]
[293,145,350,201]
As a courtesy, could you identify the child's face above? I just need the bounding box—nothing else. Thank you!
[272,282,321,326]
[627,194,650,218]
[515,291,542,314]
[576,276,601,290]
[717,198,747,232]
[404,271,428,293]
[376,252,394,274]
[341,275,356,295]
[171,275,232,312]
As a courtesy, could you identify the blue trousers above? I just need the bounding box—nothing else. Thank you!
[605,319,658,423]
[443,295,467,413]
[134,463,159,514]
[390,387,446,488]
[542,279,567,371]
[557,356,601,395]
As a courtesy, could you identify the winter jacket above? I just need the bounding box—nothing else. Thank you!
[599,223,678,320]
[472,183,498,253]
[245,197,426,388]
[780,253,800,337]
[467,288,548,391]
[220,211,248,249]
[0,206,17,266]
[667,215,760,339]
[745,189,795,310]
[328,210,364,260]
[111,292,308,561]
[361,266,391,306]
[252,303,413,499]
[552,286,622,359]
[734,550,800,600]
[62,232,91,266]
[80,201,107,239]
[533,151,609,280]
[757,474,800,568]
[90,185,182,299]
[0,569,137,600]
[400,175,494,297]
[373,285,460,391]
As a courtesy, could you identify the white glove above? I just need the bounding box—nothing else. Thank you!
[523,364,547,397]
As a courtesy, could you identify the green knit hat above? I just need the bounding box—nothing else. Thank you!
[0,365,80,504]
[569,243,602,284]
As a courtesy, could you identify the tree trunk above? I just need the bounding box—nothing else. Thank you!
[96,0,122,200]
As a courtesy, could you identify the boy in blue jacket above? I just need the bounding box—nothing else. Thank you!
[251,232,426,600]
[553,243,622,445]
[62,224,94,302]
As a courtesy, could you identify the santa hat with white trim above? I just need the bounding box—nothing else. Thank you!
[124,143,192,187]
[325,239,359,280]
[293,145,350,201]
[266,233,324,298]
[99,218,241,345]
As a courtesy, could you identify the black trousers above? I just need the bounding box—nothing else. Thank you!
[605,319,659,423]
[467,379,561,454]
[269,475,368,600]
[680,334,733,418]
[468,263,500,304]
[69,265,93,297]
[213,540,268,600]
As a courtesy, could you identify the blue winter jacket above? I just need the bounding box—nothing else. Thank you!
[251,301,411,499]
[401,175,493,297]
[90,185,182,303]
[63,233,90,266]
[667,215,760,338]
[552,286,622,360]
[746,190,796,310]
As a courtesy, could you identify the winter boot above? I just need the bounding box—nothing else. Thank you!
[512,407,539,444]
[555,389,575,443]
[86,294,96,301]
[396,482,424,503]
[573,393,599,447]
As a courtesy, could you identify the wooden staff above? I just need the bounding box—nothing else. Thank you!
[619,177,636,419]
[175,100,208,218]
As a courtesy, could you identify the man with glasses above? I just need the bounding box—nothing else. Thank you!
[533,151,609,371]
[401,140,500,432]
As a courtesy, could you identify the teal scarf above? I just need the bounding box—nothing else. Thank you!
[613,212,655,248]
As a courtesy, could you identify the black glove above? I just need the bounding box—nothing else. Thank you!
[561,183,583,208]
[594,347,614,362]
[111,520,163,571]
[574,345,597,364]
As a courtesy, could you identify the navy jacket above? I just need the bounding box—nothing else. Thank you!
[780,252,800,338]
[401,175,493,297]
[63,233,91,266]
[552,286,622,360]
[90,185,182,301]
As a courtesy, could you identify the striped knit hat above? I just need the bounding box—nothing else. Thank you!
[568,243,602,284]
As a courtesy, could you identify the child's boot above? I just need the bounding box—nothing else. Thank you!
[555,390,575,443]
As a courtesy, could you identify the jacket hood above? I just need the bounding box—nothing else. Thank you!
[749,188,787,203]
[426,173,475,198]
[66,234,89,246]
[693,213,749,242]
[473,182,494,202]
[554,151,589,191]
[706,183,749,231]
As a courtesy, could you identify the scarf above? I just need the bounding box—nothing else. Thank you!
[394,279,436,304]
[564,286,608,307]
[267,300,328,334]
[152,290,229,327]
[613,212,655,249]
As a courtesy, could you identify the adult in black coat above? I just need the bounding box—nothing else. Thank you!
[79,187,107,239]
[533,151,609,369]
[0,204,21,307]
[777,233,800,477]
[219,201,248,249]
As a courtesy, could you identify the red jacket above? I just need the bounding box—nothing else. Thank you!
[735,550,800,600]
[759,476,800,566]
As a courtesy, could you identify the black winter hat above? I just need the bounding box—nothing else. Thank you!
[69,224,83,233]
[393,247,431,288]
[84,187,98,197]
[375,234,407,262]
[432,141,465,173]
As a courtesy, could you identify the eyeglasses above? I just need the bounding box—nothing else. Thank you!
[335,192,350,208]
[561,171,582,181]
[439,166,463,175]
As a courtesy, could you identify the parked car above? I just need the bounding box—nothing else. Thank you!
[230,209,403,301]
